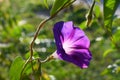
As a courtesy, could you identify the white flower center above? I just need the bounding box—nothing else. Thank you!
[63,40,73,54]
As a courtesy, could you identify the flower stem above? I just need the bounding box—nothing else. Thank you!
[20,58,30,80]
[38,59,42,80]
[41,55,54,63]
[20,18,50,79]
[86,0,95,27]
[30,18,50,59]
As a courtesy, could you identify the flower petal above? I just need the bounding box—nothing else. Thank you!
[69,27,90,49]
[68,49,92,68]
[52,21,92,68]
[62,21,90,49]
[52,49,92,68]
[61,21,74,41]
[53,21,64,51]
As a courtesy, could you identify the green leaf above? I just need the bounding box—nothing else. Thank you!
[50,0,70,16]
[79,21,86,30]
[44,0,49,9]
[9,56,25,80]
[24,63,32,75]
[94,5,100,18]
[103,49,114,57]
[104,0,120,30]
[95,0,100,3]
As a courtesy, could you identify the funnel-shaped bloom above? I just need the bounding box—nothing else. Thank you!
[52,21,92,68]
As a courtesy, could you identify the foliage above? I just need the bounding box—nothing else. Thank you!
[9,56,25,80]
[104,0,120,36]
[0,0,120,80]
[50,0,74,16]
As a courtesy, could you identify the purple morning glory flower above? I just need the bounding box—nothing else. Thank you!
[52,21,92,68]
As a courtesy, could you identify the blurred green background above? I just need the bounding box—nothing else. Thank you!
[0,0,120,80]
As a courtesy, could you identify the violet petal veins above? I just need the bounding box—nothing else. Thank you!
[52,21,92,69]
